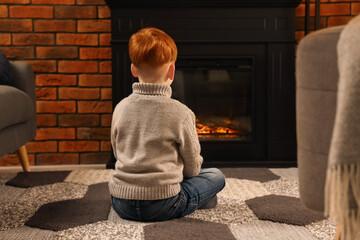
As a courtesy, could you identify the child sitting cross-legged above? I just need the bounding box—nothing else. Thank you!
[109,27,226,222]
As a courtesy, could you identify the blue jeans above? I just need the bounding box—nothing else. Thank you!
[111,168,225,222]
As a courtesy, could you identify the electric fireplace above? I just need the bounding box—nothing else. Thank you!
[173,58,253,142]
[105,0,300,167]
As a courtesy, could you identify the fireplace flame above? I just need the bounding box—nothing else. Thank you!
[196,118,239,139]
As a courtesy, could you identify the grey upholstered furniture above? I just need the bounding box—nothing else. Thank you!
[297,15,360,240]
[296,25,343,239]
[0,62,36,171]
[296,25,343,213]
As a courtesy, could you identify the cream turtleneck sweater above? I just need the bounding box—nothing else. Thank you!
[109,82,203,200]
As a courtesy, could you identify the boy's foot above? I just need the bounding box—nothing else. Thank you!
[198,195,217,209]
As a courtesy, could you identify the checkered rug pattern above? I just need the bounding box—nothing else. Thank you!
[0,168,336,240]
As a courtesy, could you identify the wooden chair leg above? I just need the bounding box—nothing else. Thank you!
[334,226,341,240]
[16,145,31,172]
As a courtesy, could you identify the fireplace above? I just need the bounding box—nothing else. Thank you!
[173,58,254,142]
[105,0,300,167]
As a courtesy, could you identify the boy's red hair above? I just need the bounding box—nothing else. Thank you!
[129,27,177,68]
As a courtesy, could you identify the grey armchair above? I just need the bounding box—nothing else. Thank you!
[0,62,36,171]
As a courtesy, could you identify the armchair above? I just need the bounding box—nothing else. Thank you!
[0,62,36,171]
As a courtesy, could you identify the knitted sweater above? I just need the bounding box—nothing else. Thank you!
[109,82,203,200]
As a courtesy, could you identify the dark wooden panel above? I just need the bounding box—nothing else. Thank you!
[110,8,296,43]
[267,43,296,160]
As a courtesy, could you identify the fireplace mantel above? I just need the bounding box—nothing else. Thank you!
[105,0,301,8]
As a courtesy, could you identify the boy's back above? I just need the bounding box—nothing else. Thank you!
[109,82,203,200]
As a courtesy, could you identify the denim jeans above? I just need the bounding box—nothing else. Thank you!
[111,168,225,222]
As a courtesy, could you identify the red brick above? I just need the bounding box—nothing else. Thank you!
[98,6,110,18]
[101,114,112,127]
[59,141,99,152]
[80,152,109,164]
[296,17,305,31]
[36,128,75,140]
[13,33,54,46]
[58,114,100,127]
[101,88,112,100]
[27,141,57,153]
[0,19,32,32]
[32,0,74,4]
[56,33,98,46]
[296,4,315,17]
[100,61,111,73]
[0,154,34,166]
[296,17,327,31]
[36,74,77,86]
[0,34,11,45]
[101,141,111,151]
[27,60,56,73]
[37,153,79,165]
[36,87,57,100]
[295,31,305,44]
[0,154,17,166]
[328,16,353,27]
[36,114,57,127]
[36,47,78,59]
[0,0,30,4]
[77,0,106,5]
[80,47,111,59]
[35,20,76,32]
[59,87,99,100]
[77,127,110,140]
[10,6,53,19]
[78,101,112,113]
[78,20,110,32]
[0,47,33,60]
[352,3,360,15]
[37,101,76,113]
[58,61,98,73]
[78,74,112,87]
[100,33,111,46]
[0,6,8,18]
[320,3,350,16]
[55,6,96,19]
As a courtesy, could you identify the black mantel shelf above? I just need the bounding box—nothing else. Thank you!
[105,0,301,8]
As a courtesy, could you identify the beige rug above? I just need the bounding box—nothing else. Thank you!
[0,168,336,240]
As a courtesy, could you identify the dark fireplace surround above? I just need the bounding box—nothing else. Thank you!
[105,0,301,167]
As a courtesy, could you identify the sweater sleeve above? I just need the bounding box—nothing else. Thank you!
[179,112,203,177]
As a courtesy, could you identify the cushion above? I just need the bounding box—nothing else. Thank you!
[0,85,34,130]
[0,51,12,86]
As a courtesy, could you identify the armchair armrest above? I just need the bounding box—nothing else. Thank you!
[10,62,36,110]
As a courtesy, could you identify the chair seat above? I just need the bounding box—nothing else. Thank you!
[0,85,34,130]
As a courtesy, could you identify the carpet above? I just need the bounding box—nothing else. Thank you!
[0,168,336,240]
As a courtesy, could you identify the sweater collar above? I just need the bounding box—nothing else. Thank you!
[132,82,172,98]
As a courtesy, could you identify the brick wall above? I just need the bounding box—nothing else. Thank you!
[0,0,358,166]
[0,0,112,166]
[296,0,360,43]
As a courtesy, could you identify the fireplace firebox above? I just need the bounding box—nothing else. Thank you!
[105,0,301,167]
[173,58,254,142]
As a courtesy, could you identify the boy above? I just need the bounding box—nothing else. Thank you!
[109,27,225,222]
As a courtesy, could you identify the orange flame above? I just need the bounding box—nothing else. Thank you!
[196,118,239,139]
